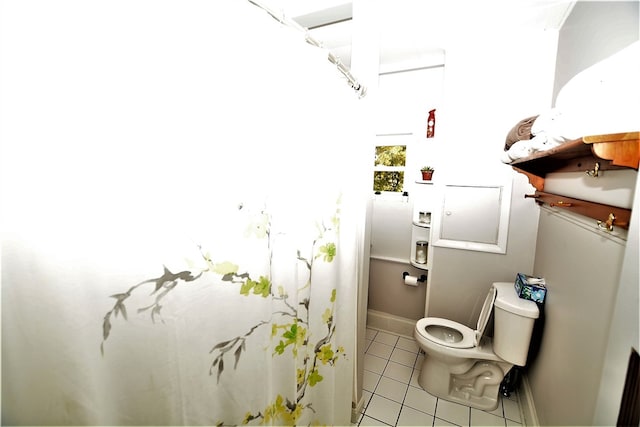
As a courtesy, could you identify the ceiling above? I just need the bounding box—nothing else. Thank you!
[268,0,577,69]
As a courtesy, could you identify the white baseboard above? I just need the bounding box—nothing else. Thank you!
[351,394,365,424]
[519,373,539,426]
[367,309,417,338]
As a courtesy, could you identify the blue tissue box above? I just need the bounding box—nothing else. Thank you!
[515,273,546,303]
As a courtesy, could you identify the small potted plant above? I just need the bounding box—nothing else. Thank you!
[420,166,435,181]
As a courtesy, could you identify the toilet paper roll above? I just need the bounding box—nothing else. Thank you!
[404,275,419,286]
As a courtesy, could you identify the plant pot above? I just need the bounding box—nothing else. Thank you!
[421,171,434,181]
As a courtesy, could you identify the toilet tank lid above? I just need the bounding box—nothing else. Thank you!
[492,282,539,319]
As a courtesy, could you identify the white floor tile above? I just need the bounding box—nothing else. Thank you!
[364,353,388,375]
[374,376,409,404]
[506,418,523,427]
[396,336,419,353]
[435,399,470,427]
[365,339,373,353]
[362,390,373,409]
[433,416,459,426]
[366,328,379,341]
[470,408,506,426]
[363,370,381,392]
[502,397,522,423]
[397,405,435,427]
[409,369,421,388]
[383,361,413,383]
[403,385,437,415]
[374,331,400,347]
[368,341,394,359]
[359,414,391,426]
[415,352,425,368]
[362,327,522,427]
[484,398,504,418]
[390,347,418,367]
[366,395,402,427]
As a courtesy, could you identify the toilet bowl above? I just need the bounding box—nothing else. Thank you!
[414,282,539,411]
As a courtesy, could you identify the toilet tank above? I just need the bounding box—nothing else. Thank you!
[492,282,539,366]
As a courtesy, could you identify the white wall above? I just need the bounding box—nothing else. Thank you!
[552,0,640,104]
[526,2,640,424]
[593,171,640,425]
[425,28,557,324]
[366,64,445,321]
[363,7,558,326]
[529,209,628,425]
[527,174,639,426]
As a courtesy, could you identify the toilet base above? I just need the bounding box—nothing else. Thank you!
[418,356,512,411]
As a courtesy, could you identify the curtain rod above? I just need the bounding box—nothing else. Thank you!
[247,0,366,98]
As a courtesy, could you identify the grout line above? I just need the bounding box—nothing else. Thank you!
[390,333,405,427]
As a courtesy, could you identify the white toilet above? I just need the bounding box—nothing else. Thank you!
[414,282,539,411]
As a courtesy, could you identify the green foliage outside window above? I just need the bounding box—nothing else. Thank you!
[375,145,406,166]
[374,145,406,192]
[373,171,404,192]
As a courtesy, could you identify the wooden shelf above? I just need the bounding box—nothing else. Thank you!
[512,131,638,231]
[511,132,639,191]
[583,132,640,169]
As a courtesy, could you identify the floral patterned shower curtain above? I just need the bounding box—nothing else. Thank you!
[0,1,365,425]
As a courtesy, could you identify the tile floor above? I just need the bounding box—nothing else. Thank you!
[355,328,524,427]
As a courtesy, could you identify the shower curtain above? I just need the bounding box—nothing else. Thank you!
[0,1,366,425]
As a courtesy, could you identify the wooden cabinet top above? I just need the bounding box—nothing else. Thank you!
[511,131,638,230]
[511,131,639,191]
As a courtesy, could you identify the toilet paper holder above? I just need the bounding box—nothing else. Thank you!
[403,272,427,283]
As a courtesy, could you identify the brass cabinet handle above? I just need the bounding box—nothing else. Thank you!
[550,200,573,207]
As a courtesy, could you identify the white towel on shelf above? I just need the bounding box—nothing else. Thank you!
[502,134,564,163]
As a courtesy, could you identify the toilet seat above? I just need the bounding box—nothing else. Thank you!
[417,317,475,348]
[417,285,497,349]
[474,285,496,346]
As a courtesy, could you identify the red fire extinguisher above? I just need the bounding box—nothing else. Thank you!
[426,109,436,138]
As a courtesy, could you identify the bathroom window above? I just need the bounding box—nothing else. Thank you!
[373,139,407,193]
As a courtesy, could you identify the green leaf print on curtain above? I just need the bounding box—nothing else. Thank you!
[100,199,347,426]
